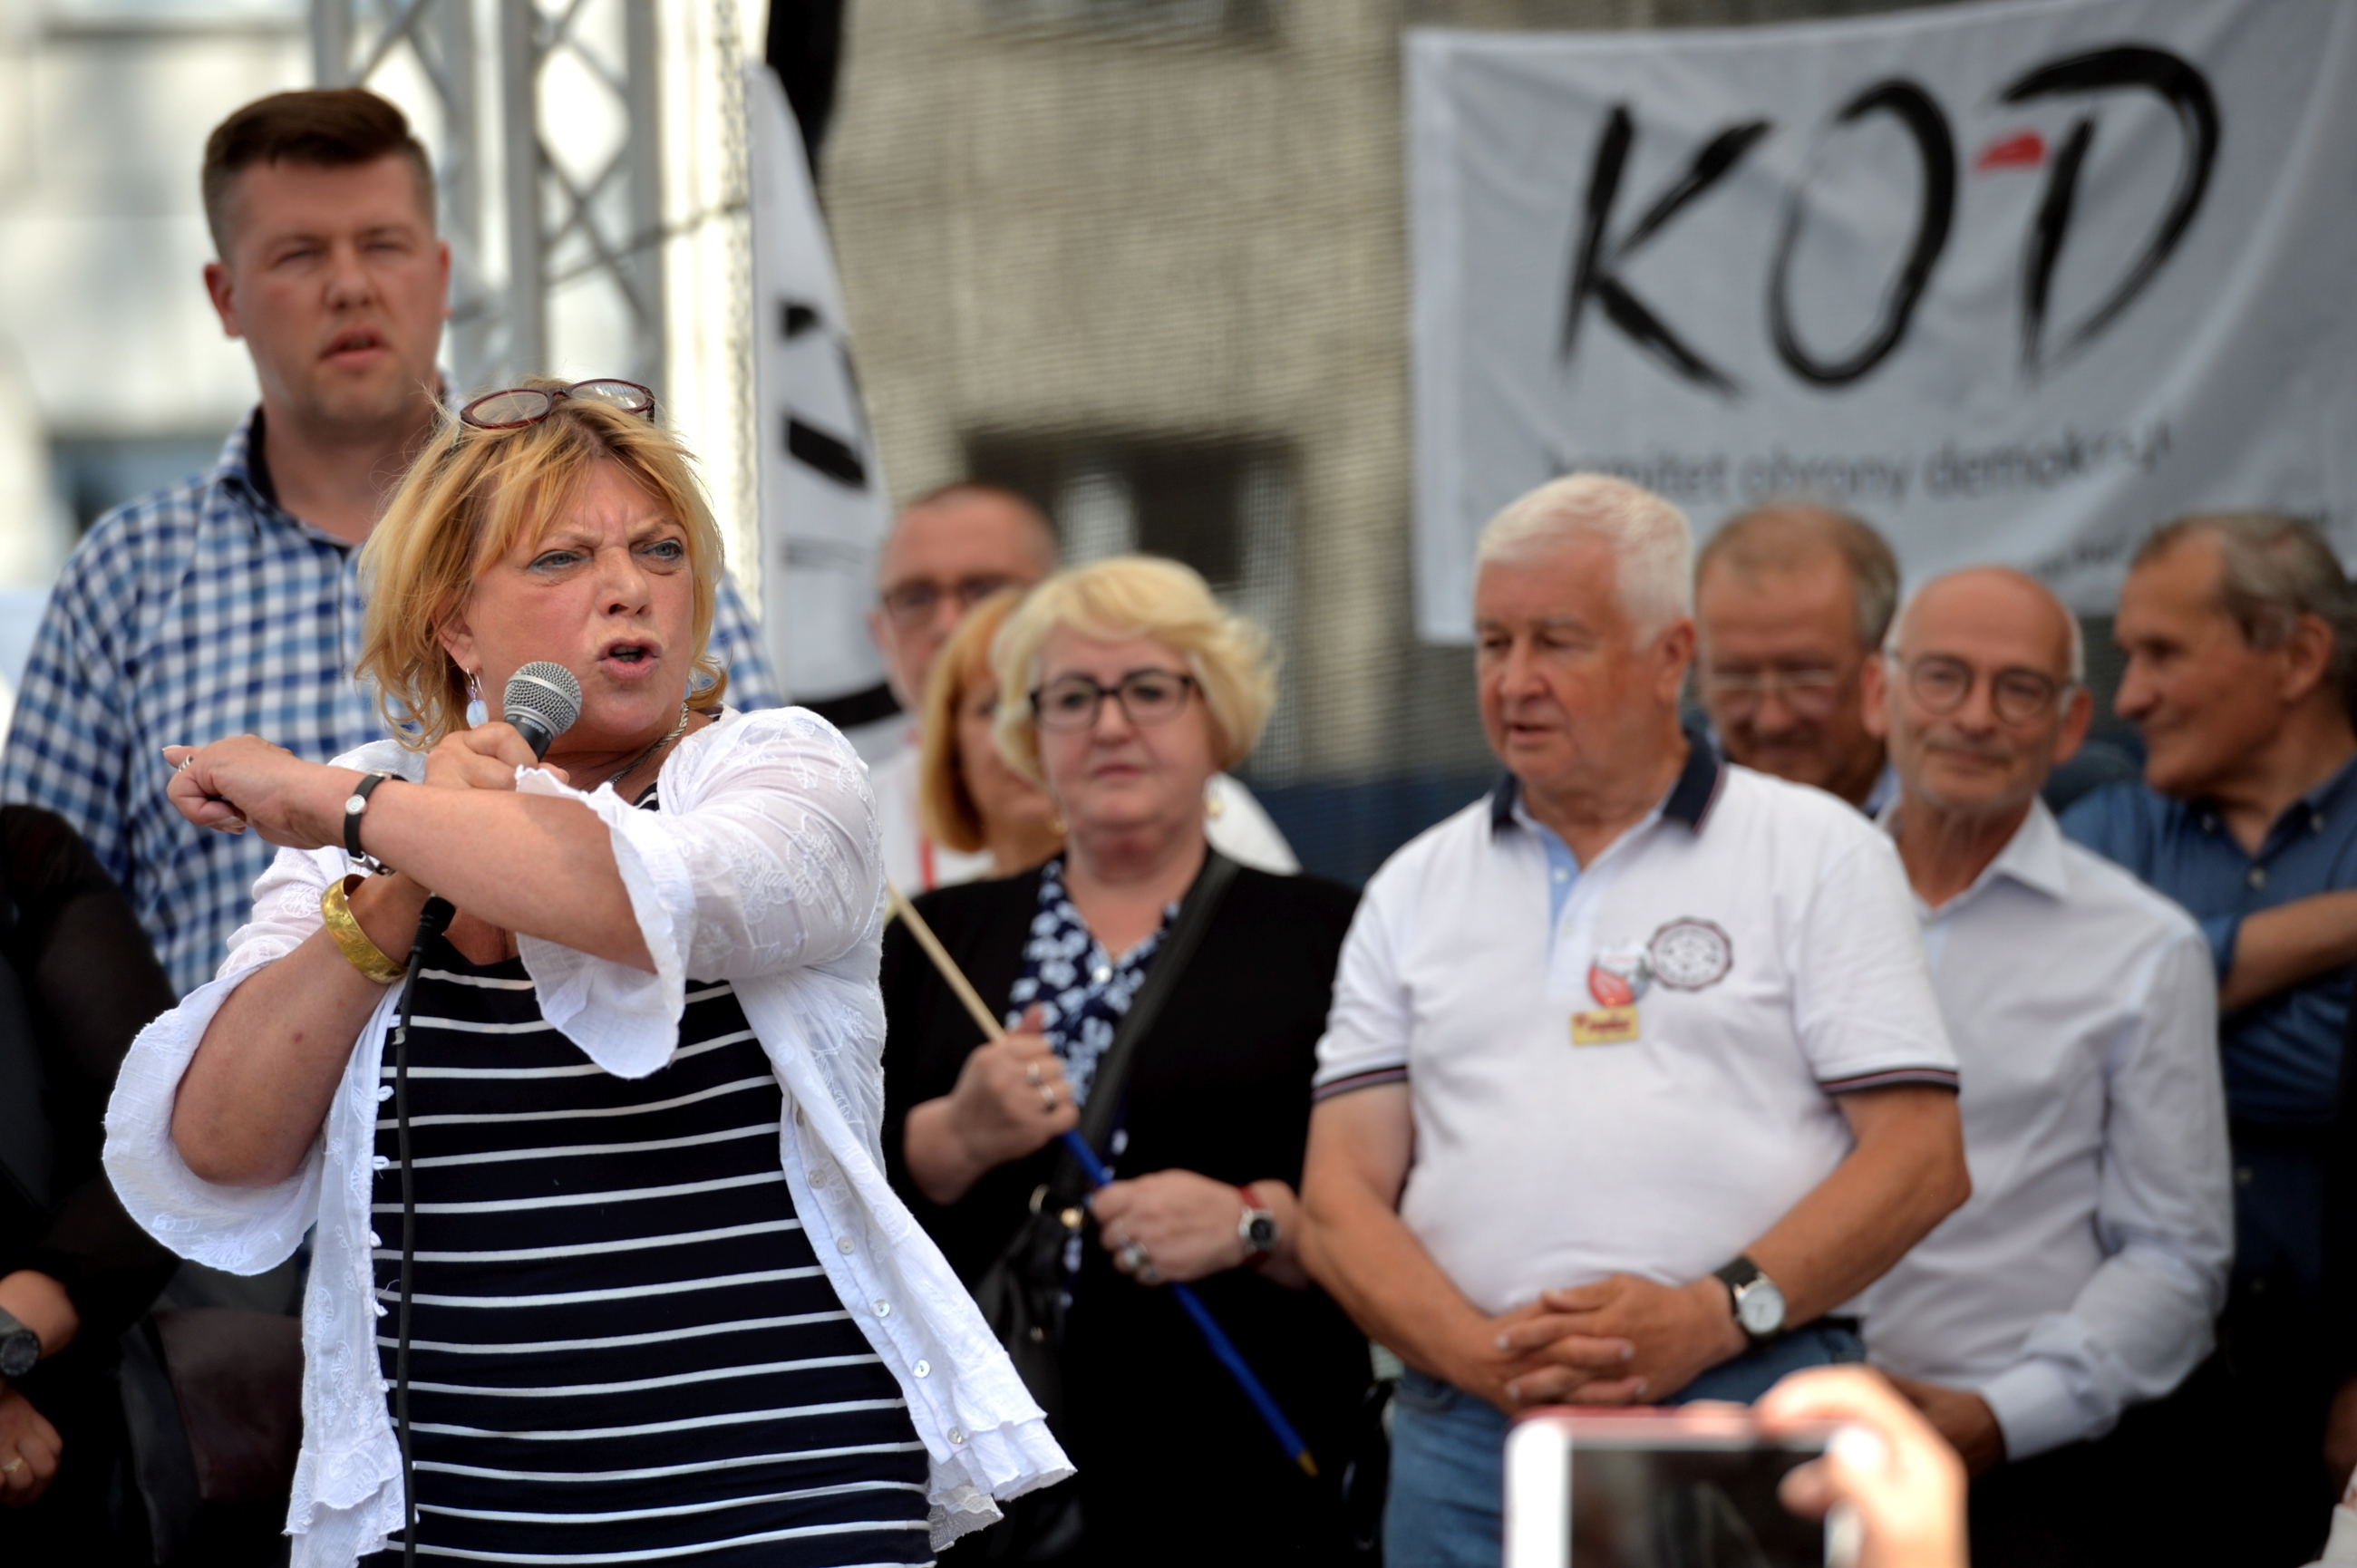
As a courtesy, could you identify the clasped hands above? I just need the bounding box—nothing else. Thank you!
[162,722,561,845]
[932,1009,1284,1286]
[1455,1273,1751,1416]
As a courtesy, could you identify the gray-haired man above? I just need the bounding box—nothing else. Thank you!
[1694,504,1900,812]
[1298,474,1967,1568]
[2064,513,2357,1564]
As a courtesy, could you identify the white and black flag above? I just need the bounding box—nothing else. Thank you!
[745,62,897,738]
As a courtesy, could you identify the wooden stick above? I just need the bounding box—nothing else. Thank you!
[887,882,1006,1042]
[883,878,1319,1477]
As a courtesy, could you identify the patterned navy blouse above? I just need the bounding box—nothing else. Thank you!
[1002,856,1178,1111]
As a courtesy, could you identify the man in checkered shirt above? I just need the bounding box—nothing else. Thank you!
[0,89,778,996]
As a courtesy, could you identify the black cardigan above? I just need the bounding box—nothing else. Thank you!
[881,859,1370,1564]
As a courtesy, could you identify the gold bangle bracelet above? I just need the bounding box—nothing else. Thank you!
[321,874,407,985]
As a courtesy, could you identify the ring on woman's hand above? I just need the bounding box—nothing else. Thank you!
[1024,1062,1043,1087]
[1,1457,21,1475]
[175,756,194,772]
[1118,1239,1150,1276]
[1038,1083,1058,1113]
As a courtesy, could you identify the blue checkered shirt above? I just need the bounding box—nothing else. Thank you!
[0,411,781,996]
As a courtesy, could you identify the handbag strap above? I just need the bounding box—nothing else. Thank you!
[1066,848,1241,1165]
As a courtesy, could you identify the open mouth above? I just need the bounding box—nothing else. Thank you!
[324,326,386,361]
[599,639,660,670]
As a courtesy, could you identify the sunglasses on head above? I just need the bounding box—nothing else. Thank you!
[459,379,655,431]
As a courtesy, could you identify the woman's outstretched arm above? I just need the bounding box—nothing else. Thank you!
[167,723,644,1188]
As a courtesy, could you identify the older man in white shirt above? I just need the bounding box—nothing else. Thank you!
[1857,566,2232,1568]
[1299,473,1970,1568]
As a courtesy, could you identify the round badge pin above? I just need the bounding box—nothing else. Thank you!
[1647,917,1733,991]
[1586,943,1653,1008]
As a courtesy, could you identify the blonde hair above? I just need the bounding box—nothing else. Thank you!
[917,586,1028,855]
[355,382,729,748]
[991,556,1275,786]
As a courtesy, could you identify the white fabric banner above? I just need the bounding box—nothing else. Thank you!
[1409,0,2357,641]
[746,64,894,711]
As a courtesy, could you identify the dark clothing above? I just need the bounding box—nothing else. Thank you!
[364,942,929,1566]
[2062,769,2357,1565]
[881,864,1370,1566]
[0,805,180,1562]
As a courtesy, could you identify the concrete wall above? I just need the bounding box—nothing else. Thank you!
[820,0,1961,781]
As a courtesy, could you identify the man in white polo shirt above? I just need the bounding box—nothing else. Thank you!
[1297,473,1969,1568]
[1855,566,2230,1568]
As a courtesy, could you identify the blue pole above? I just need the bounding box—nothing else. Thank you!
[1058,1131,1318,1477]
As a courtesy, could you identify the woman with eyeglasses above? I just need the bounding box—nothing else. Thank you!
[102,380,1068,1566]
[881,557,1372,1564]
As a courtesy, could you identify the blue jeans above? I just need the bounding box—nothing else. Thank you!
[1382,1321,1865,1568]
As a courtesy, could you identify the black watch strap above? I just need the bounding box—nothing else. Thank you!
[344,770,394,866]
[1712,1255,1764,1294]
[0,1304,39,1378]
[1712,1254,1786,1347]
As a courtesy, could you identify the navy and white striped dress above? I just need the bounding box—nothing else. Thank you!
[364,937,934,1565]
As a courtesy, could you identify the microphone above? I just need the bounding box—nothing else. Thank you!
[501,662,583,761]
[392,659,582,1565]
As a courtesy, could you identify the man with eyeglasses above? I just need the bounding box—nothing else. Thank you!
[1853,567,2229,1568]
[0,89,778,997]
[862,480,1295,890]
[1693,504,1900,813]
[2061,514,2357,1565]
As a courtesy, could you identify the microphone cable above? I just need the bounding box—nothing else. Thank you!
[390,662,577,1565]
[393,892,456,1568]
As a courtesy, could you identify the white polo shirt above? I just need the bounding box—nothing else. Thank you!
[1857,799,2231,1461]
[1314,740,1957,1317]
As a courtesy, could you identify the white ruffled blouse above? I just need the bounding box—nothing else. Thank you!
[103,706,1071,1565]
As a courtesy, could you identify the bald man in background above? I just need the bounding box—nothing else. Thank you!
[865,482,1296,891]
[1694,505,1900,812]
[1857,567,2228,1568]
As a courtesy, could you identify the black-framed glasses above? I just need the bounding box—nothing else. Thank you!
[1031,669,1198,732]
[879,575,1021,630]
[460,379,655,430]
[1898,654,2075,724]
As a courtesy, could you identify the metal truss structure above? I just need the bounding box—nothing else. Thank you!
[312,0,664,395]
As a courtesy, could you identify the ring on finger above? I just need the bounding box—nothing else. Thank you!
[1,1457,20,1475]
[175,756,194,773]
[1137,1261,1163,1287]
[1038,1083,1057,1113]
[1024,1062,1043,1088]
[1118,1240,1150,1275]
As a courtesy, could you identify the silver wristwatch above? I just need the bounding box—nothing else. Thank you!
[1237,1186,1278,1260]
[1712,1255,1788,1346]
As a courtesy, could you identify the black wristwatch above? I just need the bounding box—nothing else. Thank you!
[1237,1186,1279,1260]
[343,769,397,873]
[1712,1255,1788,1347]
[0,1305,40,1379]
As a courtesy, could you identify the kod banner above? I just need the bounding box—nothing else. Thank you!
[1408,0,2357,640]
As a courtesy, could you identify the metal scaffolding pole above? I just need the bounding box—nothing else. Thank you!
[311,0,664,392]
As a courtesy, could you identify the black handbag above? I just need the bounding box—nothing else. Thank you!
[963,851,1240,1561]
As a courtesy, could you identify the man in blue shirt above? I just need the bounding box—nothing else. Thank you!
[2062,512,2357,1565]
[0,90,775,995]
